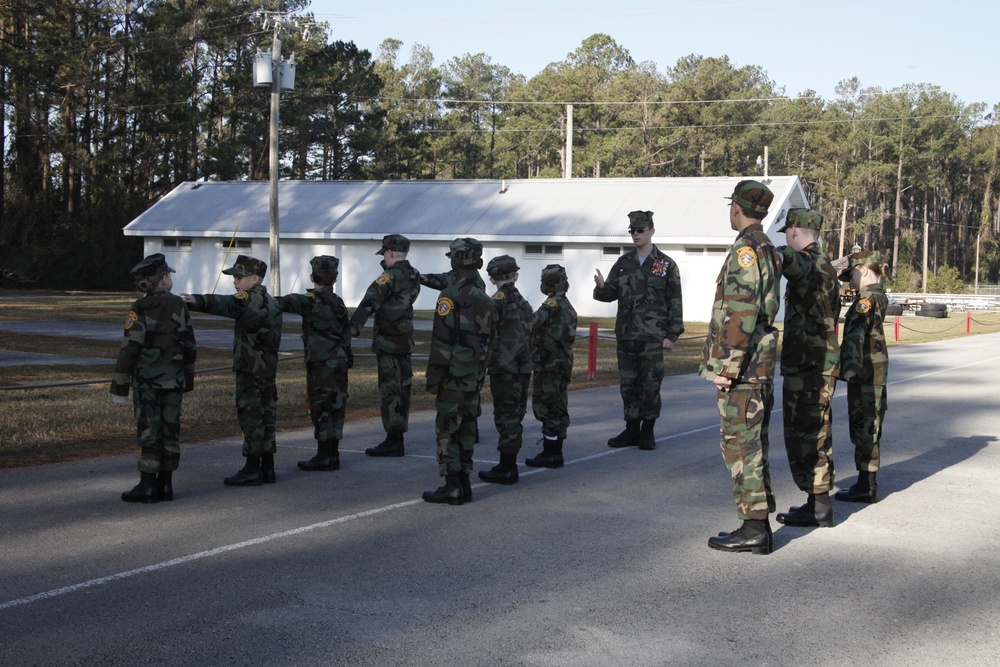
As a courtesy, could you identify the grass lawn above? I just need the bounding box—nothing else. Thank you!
[2,290,999,468]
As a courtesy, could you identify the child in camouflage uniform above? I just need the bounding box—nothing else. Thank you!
[835,250,889,504]
[112,253,197,504]
[423,238,497,505]
[479,254,533,485]
[349,234,420,457]
[183,255,282,487]
[279,256,353,472]
[525,264,577,469]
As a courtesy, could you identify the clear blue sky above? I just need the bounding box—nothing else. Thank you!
[304,0,998,110]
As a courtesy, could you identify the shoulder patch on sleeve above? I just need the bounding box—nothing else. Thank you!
[235,290,249,300]
[436,297,454,316]
[855,298,872,314]
[544,297,558,308]
[375,272,392,286]
[736,246,757,268]
[124,311,138,329]
[492,291,506,301]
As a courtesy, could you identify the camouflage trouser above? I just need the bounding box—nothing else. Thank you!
[434,387,481,475]
[307,362,349,443]
[847,382,887,472]
[717,383,776,520]
[376,353,412,435]
[782,372,836,494]
[617,339,664,421]
[132,387,183,473]
[489,372,531,456]
[235,372,277,457]
[532,370,570,439]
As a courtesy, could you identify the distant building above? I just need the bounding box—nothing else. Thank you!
[123,176,810,321]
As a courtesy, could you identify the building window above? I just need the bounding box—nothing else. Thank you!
[524,243,562,257]
[602,246,621,257]
[219,239,252,252]
[162,238,192,250]
[706,246,728,256]
[684,246,705,255]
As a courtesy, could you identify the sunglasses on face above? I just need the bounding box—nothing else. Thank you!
[629,227,648,234]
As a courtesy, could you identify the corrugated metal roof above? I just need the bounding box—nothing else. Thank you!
[123,176,808,242]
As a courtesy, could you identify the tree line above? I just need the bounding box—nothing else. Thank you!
[2,0,999,291]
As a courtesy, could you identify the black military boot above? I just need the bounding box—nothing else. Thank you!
[224,456,263,486]
[776,493,834,527]
[366,432,404,457]
[422,473,464,505]
[638,419,657,450]
[608,420,640,448]
[260,452,276,484]
[525,437,564,468]
[298,439,340,471]
[834,471,878,503]
[122,471,158,504]
[156,470,174,502]
[478,453,519,485]
[708,519,773,555]
[460,471,472,503]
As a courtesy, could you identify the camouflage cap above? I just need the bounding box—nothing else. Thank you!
[222,254,267,278]
[310,255,339,283]
[725,180,774,215]
[627,210,654,228]
[377,234,410,254]
[446,237,483,266]
[130,253,175,277]
[778,208,824,233]
[540,263,568,286]
[838,250,883,282]
[487,254,519,279]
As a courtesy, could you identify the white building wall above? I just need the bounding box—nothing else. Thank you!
[147,236,729,322]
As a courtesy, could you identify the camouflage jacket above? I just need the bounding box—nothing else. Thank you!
[489,282,533,375]
[840,283,888,385]
[188,284,282,378]
[593,245,685,343]
[778,243,842,377]
[420,269,486,292]
[532,291,577,375]
[426,276,497,394]
[699,223,781,384]
[111,288,197,396]
[349,259,420,356]
[279,287,353,371]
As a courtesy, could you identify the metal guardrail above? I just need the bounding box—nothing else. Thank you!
[888,292,998,310]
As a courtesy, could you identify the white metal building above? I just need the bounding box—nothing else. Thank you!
[122,176,810,321]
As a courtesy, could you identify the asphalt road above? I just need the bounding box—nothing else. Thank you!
[2,333,999,666]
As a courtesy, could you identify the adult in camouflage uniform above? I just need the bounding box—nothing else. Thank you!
[279,256,353,472]
[349,234,421,457]
[422,238,497,505]
[479,255,533,485]
[773,209,842,528]
[594,210,684,450]
[835,250,889,504]
[182,255,282,487]
[700,180,781,555]
[112,254,197,504]
[525,264,578,469]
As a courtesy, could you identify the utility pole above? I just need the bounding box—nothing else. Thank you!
[253,12,309,295]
